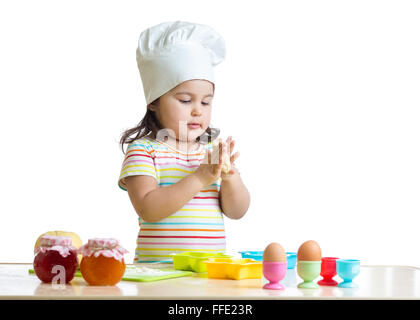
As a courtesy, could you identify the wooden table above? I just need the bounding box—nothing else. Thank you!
[1,263,419,299]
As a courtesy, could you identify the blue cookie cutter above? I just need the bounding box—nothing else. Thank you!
[238,251,297,269]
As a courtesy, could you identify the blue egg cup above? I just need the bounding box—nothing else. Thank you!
[286,253,297,269]
[336,259,360,288]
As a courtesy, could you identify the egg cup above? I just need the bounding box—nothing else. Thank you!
[262,262,287,290]
[286,252,297,269]
[337,259,360,288]
[318,257,339,286]
[297,260,321,289]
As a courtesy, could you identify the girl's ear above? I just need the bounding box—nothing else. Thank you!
[147,104,156,112]
[148,97,159,112]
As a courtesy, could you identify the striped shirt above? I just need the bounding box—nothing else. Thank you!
[118,136,225,263]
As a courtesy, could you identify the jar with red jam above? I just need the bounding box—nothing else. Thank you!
[33,235,78,284]
[78,238,128,286]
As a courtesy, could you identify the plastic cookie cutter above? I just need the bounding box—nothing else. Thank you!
[203,258,263,280]
[172,252,232,273]
[238,251,297,269]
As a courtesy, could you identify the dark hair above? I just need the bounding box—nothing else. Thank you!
[119,97,220,154]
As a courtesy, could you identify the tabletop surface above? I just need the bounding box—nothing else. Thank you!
[1,263,419,300]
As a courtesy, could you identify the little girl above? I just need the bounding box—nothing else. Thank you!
[118,21,250,263]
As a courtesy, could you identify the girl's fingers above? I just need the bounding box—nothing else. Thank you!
[230,140,235,155]
[219,140,223,165]
[230,151,240,164]
[208,137,237,167]
[225,136,234,155]
[209,140,221,166]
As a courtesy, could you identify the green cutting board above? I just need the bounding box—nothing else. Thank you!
[28,265,193,282]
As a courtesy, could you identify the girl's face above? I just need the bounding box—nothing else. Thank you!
[149,79,214,143]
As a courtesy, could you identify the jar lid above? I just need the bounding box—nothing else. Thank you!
[87,238,120,250]
[78,238,128,261]
[40,235,73,247]
[35,235,76,258]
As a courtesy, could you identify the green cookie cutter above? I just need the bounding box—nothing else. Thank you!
[172,252,232,273]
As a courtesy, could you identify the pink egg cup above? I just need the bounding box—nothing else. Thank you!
[318,257,339,286]
[263,262,287,290]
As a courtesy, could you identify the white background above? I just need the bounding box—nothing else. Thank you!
[0,0,419,267]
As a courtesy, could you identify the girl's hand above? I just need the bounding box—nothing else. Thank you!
[194,139,224,187]
[221,136,240,181]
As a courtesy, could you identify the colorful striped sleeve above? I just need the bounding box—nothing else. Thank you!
[216,177,222,192]
[118,138,157,191]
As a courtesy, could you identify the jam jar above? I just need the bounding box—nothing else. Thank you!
[78,238,128,286]
[33,235,78,284]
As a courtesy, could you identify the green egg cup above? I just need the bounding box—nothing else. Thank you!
[297,260,321,289]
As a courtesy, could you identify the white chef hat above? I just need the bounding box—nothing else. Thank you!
[136,21,226,105]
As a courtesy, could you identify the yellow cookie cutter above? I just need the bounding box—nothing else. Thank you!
[204,258,263,280]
